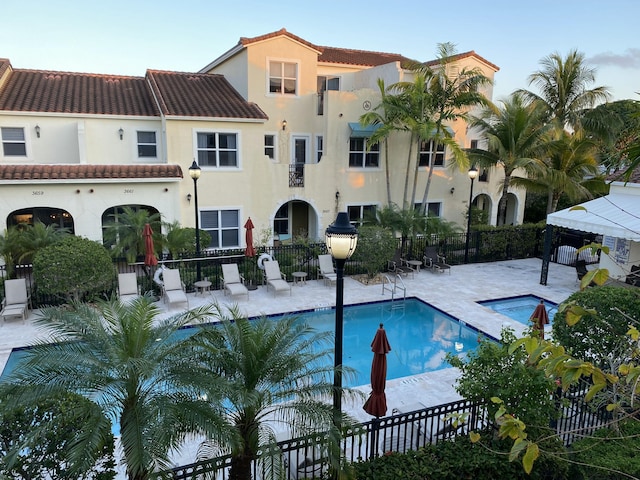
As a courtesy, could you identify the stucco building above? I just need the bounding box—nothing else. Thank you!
[0,28,523,251]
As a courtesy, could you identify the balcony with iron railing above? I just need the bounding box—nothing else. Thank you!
[289,164,304,187]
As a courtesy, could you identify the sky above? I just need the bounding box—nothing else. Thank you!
[1,0,639,102]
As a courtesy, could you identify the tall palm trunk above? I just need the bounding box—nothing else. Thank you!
[497,174,512,226]
[402,133,416,208]
[383,139,392,206]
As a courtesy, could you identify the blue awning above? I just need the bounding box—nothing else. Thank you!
[348,122,381,138]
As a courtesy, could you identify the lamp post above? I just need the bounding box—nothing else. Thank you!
[464,166,478,264]
[188,160,202,282]
[325,212,358,427]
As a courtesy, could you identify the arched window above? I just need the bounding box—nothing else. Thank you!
[8,207,75,233]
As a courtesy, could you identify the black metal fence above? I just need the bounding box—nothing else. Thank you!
[1,225,598,308]
[153,386,612,480]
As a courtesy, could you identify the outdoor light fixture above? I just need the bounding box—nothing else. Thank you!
[35,125,40,138]
[118,128,124,140]
[325,212,358,425]
[189,160,202,281]
[282,119,287,131]
[187,193,192,203]
[464,166,479,264]
[450,187,455,195]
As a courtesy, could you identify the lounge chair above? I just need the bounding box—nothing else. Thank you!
[263,260,291,296]
[423,246,451,274]
[161,268,189,310]
[118,273,140,305]
[1,278,30,324]
[388,249,414,278]
[318,254,337,286]
[222,263,249,300]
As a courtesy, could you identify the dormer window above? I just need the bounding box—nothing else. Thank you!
[269,61,297,95]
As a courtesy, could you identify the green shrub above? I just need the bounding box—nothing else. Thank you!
[569,420,640,479]
[350,226,396,278]
[33,236,116,303]
[0,390,116,479]
[552,286,640,365]
[352,431,568,480]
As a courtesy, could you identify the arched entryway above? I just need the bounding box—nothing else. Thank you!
[101,204,161,248]
[273,200,319,243]
[472,194,492,225]
[7,206,75,233]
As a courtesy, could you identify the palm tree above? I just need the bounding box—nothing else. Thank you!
[194,305,355,480]
[468,93,550,225]
[103,206,161,263]
[0,226,24,278]
[360,78,402,206]
[513,130,603,213]
[17,221,70,264]
[0,298,234,480]
[393,43,491,213]
[517,49,611,133]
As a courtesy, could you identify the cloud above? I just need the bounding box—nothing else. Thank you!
[587,48,640,68]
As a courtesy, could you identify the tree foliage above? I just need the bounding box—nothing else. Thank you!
[447,328,556,431]
[349,225,397,278]
[0,298,235,480]
[102,206,161,263]
[552,286,640,366]
[33,235,116,302]
[0,391,115,479]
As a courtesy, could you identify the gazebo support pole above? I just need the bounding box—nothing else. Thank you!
[540,225,554,285]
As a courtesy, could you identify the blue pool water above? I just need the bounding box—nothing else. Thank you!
[477,295,558,326]
[1,298,487,387]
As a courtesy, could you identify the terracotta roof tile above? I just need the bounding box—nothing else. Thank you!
[239,28,321,53]
[424,50,500,72]
[146,70,268,119]
[318,46,413,67]
[0,69,160,116]
[0,164,183,181]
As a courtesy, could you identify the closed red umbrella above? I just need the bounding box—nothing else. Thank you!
[529,300,549,339]
[363,323,392,418]
[244,218,256,257]
[143,223,158,267]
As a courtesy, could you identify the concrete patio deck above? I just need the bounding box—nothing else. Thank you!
[0,258,579,471]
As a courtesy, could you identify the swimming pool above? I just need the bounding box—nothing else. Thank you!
[1,298,487,387]
[477,295,558,326]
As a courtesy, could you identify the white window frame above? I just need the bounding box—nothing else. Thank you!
[1,127,28,158]
[419,140,445,167]
[348,137,380,169]
[200,208,241,249]
[315,135,323,163]
[194,130,240,169]
[347,204,377,226]
[267,58,299,96]
[136,130,158,159]
[264,133,276,160]
[414,202,443,217]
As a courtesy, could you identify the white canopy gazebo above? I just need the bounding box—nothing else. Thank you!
[541,182,640,284]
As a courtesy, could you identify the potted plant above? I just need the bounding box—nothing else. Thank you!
[242,257,259,290]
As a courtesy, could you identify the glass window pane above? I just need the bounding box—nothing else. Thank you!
[269,61,280,75]
[138,145,157,157]
[283,62,296,77]
[221,229,239,247]
[218,151,236,167]
[264,135,274,147]
[201,210,219,229]
[197,151,216,166]
[220,210,238,228]
[3,143,26,156]
[283,79,296,94]
[207,232,219,249]
[137,131,156,143]
[1,127,25,141]
[218,134,236,149]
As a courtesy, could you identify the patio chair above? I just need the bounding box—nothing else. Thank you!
[388,249,414,278]
[626,264,640,287]
[263,260,291,296]
[222,263,249,300]
[317,254,337,286]
[423,246,451,274]
[1,278,30,324]
[118,273,140,305]
[161,268,189,310]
